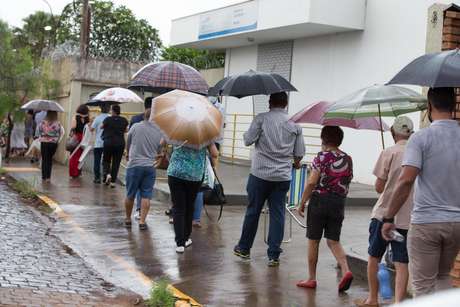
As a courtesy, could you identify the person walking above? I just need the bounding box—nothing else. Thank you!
[382,87,460,297]
[297,126,354,292]
[124,109,162,230]
[168,143,219,253]
[24,110,35,147]
[69,104,90,178]
[233,92,305,267]
[355,117,414,307]
[129,97,153,219]
[91,104,110,183]
[38,111,62,182]
[102,104,128,188]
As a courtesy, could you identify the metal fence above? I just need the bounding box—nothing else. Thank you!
[220,113,322,163]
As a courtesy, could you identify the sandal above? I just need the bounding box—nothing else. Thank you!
[125,220,132,227]
[338,271,353,292]
[139,223,148,230]
[296,280,317,289]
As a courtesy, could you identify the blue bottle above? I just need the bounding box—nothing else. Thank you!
[378,263,393,300]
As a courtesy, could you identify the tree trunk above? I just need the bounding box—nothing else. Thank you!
[5,113,13,161]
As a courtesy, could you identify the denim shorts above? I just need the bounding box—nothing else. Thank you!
[368,218,409,263]
[126,166,156,200]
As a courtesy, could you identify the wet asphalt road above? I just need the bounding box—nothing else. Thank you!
[11,163,371,307]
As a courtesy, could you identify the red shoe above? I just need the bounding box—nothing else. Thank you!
[296,280,317,289]
[338,271,353,292]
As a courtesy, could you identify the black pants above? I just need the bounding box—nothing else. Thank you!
[102,145,124,183]
[168,176,202,246]
[40,142,57,180]
[93,148,103,181]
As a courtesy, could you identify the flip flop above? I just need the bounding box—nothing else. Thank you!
[338,271,353,292]
[125,220,132,227]
[139,223,148,230]
[296,280,317,289]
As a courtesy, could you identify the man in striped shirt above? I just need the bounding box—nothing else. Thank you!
[234,92,305,267]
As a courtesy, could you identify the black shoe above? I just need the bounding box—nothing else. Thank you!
[233,246,250,259]
[93,178,101,184]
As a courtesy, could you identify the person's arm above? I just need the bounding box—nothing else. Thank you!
[375,178,387,194]
[243,115,262,146]
[381,134,422,240]
[90,117,98,132]
[126,128,133,161]
[373,150,391,193]
[293,125,306,169]
[207,143,219,166]
[298,169,320,217]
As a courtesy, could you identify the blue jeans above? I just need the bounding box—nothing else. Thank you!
[237,174,290,259]
[126,166,156,200]
[193,192,204,221]
[93,148,103,180]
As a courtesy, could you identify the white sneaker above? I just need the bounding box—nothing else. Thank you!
[134,210,140,220]
[176,246,185,253]
[105,175,112,185]
[185,239,192,248]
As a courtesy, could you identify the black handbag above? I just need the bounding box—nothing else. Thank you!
[203,169,226,221]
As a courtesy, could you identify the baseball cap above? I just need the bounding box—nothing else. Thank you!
[392,116,414,136]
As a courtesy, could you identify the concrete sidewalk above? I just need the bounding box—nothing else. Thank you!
[5,159,375,306]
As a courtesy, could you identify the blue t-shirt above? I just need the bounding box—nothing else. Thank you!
[167,146,206,182]
[91,113,109,148]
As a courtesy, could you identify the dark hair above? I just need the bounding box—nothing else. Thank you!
[100,103,110,113]
[76,104,89,115]
[269,92,288,108]
[112,104,121,115]
[144,108,151,120]
[427,87,456,113]
[321,126,344,147]
[144,97,153,110]
[46,111,58,122]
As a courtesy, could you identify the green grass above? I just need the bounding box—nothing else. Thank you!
[146,279,176,307]
[11,179,37,199]
[0,168,7,175]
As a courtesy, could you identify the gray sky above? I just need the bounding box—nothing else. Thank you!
[1,0,242,44]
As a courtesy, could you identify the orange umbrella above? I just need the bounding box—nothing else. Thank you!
[151,90,223,148]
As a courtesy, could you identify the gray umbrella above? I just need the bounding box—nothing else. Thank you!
[388,49,460,87]
[209,70,297,98]
[21,99,64,112]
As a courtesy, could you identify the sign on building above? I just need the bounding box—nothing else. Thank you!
[198,1,258,40]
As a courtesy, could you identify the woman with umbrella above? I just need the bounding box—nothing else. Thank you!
[69,104,90,178]
[38,111,63,182]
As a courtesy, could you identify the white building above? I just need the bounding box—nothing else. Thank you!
[171,0,457,184]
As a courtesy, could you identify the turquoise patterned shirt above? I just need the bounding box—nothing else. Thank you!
[167,146,206,182]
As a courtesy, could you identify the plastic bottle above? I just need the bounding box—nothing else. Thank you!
[378,263,393,300]
[390,230,405,242]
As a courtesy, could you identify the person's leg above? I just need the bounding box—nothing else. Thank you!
[169,176,187,247]
[236,175,270,253]
[139,167,155,226]
[324,196,349,274]
[327,239,350,274]
[124,167,139,224]
[408,223,441,296]
[266,180,290,260]
[184,181,201,242]
[193,191,204,223]
[46,143,57,179]
[102,146,112,182]
[93,148,103,182]
[390,228,409,303]
[436,222,460,291]
[135,191,142,212]
[40,142,49,179]
[308,239,320,281]
[110,145,124,183]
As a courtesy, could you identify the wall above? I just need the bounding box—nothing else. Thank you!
[224,0,460,184]
[199,67,225,87]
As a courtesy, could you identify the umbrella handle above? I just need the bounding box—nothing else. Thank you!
[378,104,385,149]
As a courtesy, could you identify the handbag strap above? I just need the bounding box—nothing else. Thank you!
[203,166,224,222]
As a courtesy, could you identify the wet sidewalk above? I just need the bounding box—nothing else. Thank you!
[6,160,373,306]
[0,179,142,306]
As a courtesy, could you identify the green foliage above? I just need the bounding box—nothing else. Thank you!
[12,11,58,65]
[161,47,225,70]
[147,280,176,307]
[57,0,162,62]
[11,179,37,199]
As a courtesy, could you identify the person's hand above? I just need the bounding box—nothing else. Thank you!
[297,203,306,217]
[381,222,396,241]
[293,161,301,169]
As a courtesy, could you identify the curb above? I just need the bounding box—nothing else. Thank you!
[7,172,202,307]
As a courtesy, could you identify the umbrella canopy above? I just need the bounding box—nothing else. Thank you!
[86,87,143,106]
[325,85,427,120]
[150,90,223,149]
[129,61,209,95]
[209,70,297,98]
[388,49,460,87]
[291,101,390,131]
[21,99,64,112]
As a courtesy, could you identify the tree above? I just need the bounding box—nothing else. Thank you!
[57,0,162,62]
[161,47,225,70]
[12,11,58,65]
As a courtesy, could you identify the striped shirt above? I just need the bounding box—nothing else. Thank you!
[244,108,305,181]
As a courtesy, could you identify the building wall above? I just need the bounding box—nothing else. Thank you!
[225,0,460,183]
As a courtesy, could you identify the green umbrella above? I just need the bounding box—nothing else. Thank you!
[325,85,427,148]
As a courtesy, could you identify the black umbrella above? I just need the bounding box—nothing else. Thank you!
[388,49,460,87]
[210,70,297,98]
